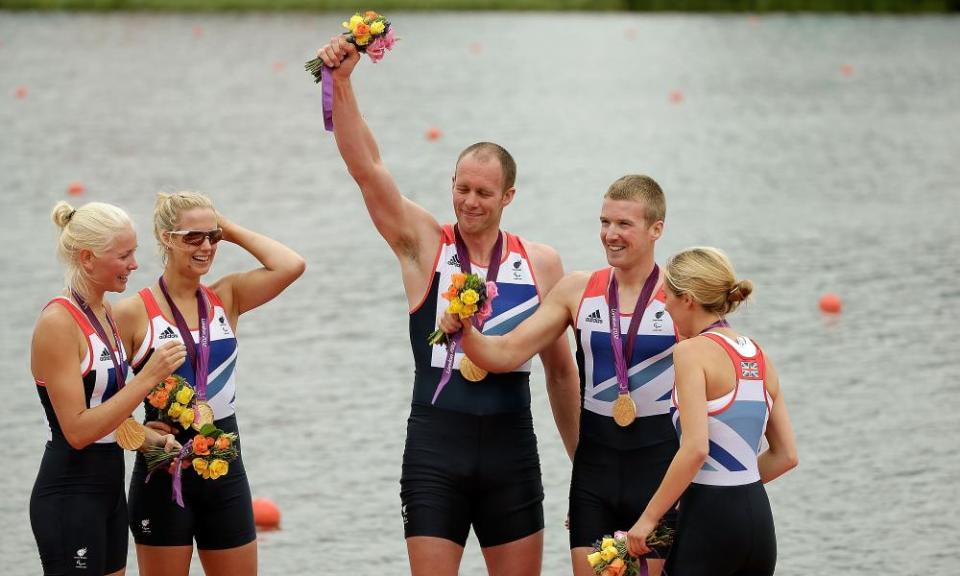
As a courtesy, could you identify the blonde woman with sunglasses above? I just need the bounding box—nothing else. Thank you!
[114,191,305,576]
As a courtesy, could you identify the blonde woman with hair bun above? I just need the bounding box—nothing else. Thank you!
[114,191,305,576]
[626,247,799,576]
[30,201,186,576]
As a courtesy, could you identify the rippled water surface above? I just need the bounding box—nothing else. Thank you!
[1,11,959,575]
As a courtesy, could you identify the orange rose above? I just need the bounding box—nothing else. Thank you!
[215,436,231,450]
[153,390,169,407]
[451,273,466,289]
[443,286,459,301]
[148,392,165,409]
[604,559,626,576]
[163,376,177,391]
[364,10,378,19]
[354,22,370,37]
[193,435,211,456]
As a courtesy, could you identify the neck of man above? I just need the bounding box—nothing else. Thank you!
[613,252,657,292]
[461,225,503,268]
[161,267,201,302]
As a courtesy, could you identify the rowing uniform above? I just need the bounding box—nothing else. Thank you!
[401,224,544,547]
[667,332,776,576]
[127,286,255,550]
[569,268,679,555]
[30,297,128,575]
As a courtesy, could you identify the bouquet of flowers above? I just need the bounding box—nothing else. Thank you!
[147,375,198,430]
[587,527,674,576]
[144,424,239,480]
[427,273,498,346]
[305,11,396,83]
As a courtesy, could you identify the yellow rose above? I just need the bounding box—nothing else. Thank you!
[586,552,603,567]
[458,303,477,319]
[353,33,371,46]
[447,298,463,315]
[175,386,194,405]
[602,537,615,550]
[343,14,363,32]
[168,402,183,418]
[370,20,385,35]
[192,458,208,475]
[601,546,619,562]
[178,408,195,429]
[208,459,229,479]
[460,289,479,305]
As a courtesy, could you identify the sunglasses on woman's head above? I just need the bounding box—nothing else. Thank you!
[169,228,223,246]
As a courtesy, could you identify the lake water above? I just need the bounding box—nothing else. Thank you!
[1,11,959,575]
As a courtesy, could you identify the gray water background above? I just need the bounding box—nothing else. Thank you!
[1,11,959,575]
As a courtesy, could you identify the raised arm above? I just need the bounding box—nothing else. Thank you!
[317,36,440,277]
[32,307,186,450]
[758,360,799,483]
[209,216,306,321]
[627,339,710,556]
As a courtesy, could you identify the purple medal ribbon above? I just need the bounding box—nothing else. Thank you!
[607,265,660,399]
[146,438,194,507]
[158,277,211,424]
[70,289,126,390]
[699,318,730,334]
[431,225,503,404]
[322,65,334,131]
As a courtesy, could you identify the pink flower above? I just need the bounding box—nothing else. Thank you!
[485,281,498,300]
[365,29,396,64]
[614,530,628,540]
[382,28,396,49]
[478,300,493,321]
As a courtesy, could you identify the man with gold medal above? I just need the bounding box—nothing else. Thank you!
[316,36,582,576]
[440,175,680,576]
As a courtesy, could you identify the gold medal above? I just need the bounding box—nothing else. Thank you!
[459,356,488,382]
[612,393,637,427]
[115,417,146,451]
[192,400,215,431]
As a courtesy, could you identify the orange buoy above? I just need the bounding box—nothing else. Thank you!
[425,127,442,141]
[67,182,86,196]
[840,64,854,77]
[15,86,28,99]
[252,497,281,530]
[819,293,842,314]
[192,26,204,38]
[669,90,684,104]
[272,61,285,73]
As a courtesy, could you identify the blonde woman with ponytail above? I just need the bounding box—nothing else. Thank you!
[30,201,187,576]
[627,247,798,576]
[115,191,305,576]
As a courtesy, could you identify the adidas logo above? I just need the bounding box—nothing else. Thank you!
[447,254,461,267]
[158,327,178,340]
[100,349,112,362]
[585,309,603,324]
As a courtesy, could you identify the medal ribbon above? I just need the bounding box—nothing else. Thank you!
[71,289,127,390]
[607,264,660,397]
[158,277,211,414]
[322,65,334,131]
[699,318,730,334]
[431,226,504,404]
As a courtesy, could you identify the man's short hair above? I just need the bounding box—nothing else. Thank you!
[456,142,517,191]
[604,175,666,224]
